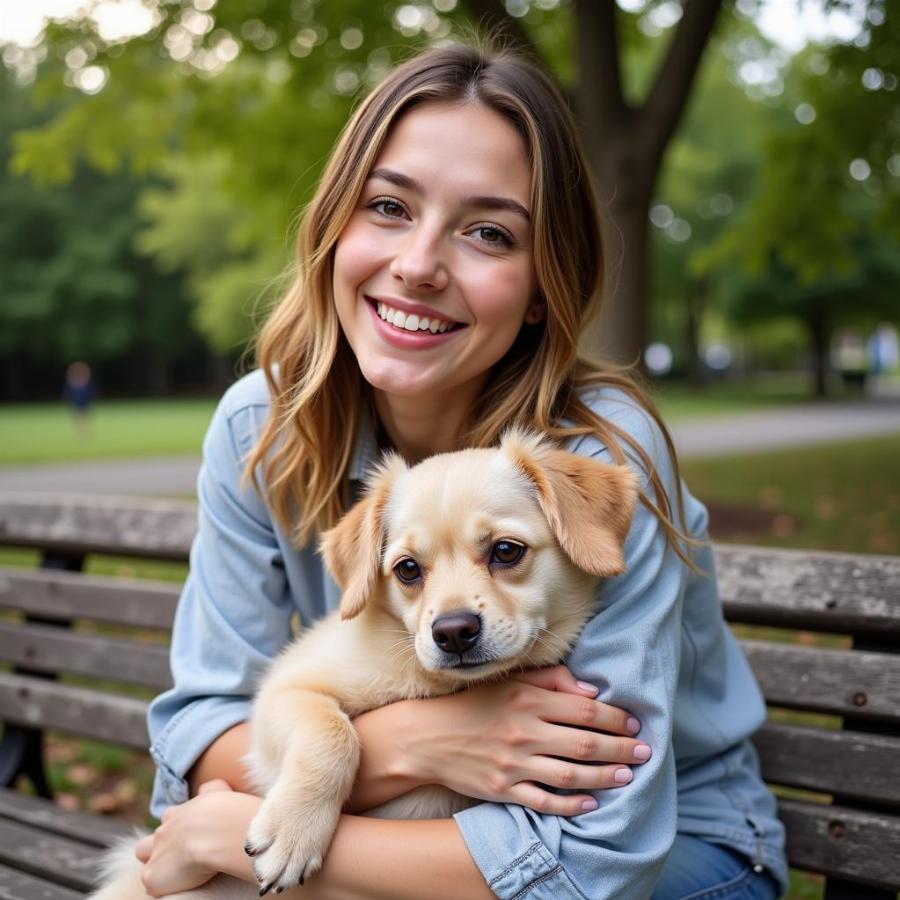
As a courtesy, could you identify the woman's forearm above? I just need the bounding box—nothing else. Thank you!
[205,801,493,900]
[188,722,258,796]
[187,703,428,812]
[344,700,427,812]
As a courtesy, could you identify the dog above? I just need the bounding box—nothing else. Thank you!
[89,429,636,899]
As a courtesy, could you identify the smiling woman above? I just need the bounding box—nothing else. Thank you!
[134,40,788,900]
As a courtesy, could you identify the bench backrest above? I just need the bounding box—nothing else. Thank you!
[1,493,899,897]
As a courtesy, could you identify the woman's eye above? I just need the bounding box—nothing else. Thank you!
[490,540,526,566]
[394,557,422,583]
[368,198,407,219]
[471,225,514,247]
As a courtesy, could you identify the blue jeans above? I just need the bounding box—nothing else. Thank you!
[652,835,781,900]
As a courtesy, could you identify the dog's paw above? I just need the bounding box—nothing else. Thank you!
[244,795,338,894]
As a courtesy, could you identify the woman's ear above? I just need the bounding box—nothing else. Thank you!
[501,430,638,577]
[319,453,406,619]
[524,299,545,325]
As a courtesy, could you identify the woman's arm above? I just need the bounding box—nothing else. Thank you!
[188,667,647,812]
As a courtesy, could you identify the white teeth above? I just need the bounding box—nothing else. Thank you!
[375,301,454,334]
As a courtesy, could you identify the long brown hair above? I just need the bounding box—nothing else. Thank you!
[246,40,693,563]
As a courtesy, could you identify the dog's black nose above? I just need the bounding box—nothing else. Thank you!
[432,612,481,656]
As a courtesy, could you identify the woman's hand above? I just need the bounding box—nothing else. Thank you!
[403,665,651,817]
[135,780,260,897]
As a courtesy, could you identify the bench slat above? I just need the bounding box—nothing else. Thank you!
[0,674,149,749]
[740,639,900,723]
[0,568,180,630]
[0,787,132,848]
[780,798,900,890]
[0,817,105,892]
[754,723,900,806]
[718,544,900,638]
[0,861,83,900]
[0,493,195,561]
[0,622,172,691]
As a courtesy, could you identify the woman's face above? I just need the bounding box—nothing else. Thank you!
[333,100,541,400]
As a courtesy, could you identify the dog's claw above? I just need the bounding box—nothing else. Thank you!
[259,883,273,898]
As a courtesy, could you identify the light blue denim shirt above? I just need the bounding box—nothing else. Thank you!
[148,369,788,899]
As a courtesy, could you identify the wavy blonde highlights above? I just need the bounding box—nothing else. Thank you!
[246,40,694,563]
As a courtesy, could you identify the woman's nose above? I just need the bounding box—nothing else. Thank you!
[389,226,449,292]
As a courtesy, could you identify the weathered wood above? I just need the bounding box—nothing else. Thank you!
[718,544,900,638]
[0,788,131,848]
[0,493,195,561]
[0,862,83,900]
[0,622,172,691]
[779,798,900,890]
[754,723,900,806]
[0,818,105,892]
[740,640,900,724]
[0,674,149,749]
[0,568,180,630]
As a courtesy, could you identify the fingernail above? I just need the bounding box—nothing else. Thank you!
[633,744,651,761]
[576,680,598,694]
[581,798,598,811]
[614,767,633,784]
[626,717,640,735]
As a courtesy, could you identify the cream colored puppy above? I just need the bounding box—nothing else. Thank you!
[90,430,636,900]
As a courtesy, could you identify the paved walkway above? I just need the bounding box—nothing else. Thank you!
[1,400,898,497]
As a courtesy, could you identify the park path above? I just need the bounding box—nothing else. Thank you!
[1,399,898,497]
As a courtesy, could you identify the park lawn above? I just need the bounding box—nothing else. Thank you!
[0,375,837,467]
[0,398,217,465]
[680,433,900,556]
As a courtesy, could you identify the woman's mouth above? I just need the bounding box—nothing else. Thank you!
[364,297,467,349]
[373,300,463,334]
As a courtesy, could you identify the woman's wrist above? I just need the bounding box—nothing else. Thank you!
[345,699,431,812]
[192,792,260,880]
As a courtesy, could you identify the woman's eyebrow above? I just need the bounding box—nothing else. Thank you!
[368,167,531,223]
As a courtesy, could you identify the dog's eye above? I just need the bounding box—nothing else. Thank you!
[490,540,526,566]
[394,557,422,584]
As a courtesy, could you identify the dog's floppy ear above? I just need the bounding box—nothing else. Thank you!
[501,429,638,577]
[319,452,407,620]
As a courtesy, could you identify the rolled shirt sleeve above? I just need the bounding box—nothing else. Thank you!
[148,386,297,817]
[454,398,688,900]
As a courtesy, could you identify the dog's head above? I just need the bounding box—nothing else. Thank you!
[319,429,637,681]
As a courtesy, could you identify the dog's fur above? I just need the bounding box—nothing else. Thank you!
[89,430,636,899]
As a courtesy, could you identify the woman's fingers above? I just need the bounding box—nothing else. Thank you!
[135,833,154,862]
[511,667,641,737]
[507,781,600,817]
[527,758,634,792]
[527,717,651,766]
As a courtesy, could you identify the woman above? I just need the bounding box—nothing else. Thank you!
[139,42,787,900]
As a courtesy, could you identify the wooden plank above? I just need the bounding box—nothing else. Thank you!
[0,623,172,691]
[754,723,900,806]
[0,817,106,892]
[0,788,131,848]
[741,640,900,724]
[779,798,900,890]
[0,568,180,630]
[0,861,83,900]
[0,674,149,749]
[717,544,900,638]
[0,493,195,562]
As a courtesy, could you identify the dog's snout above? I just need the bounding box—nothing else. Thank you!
[432,612,481,656]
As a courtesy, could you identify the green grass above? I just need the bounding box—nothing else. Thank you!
[0,398,216,465]
[681,434,900,555]
[0,376,833,467]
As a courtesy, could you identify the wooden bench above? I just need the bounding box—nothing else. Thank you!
[1,493,898,899]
